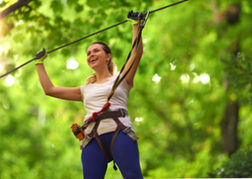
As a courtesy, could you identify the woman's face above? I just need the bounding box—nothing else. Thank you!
[87,44,111,71]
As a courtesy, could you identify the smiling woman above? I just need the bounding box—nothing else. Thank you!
[85,42,114,85]
[34,10,145,179]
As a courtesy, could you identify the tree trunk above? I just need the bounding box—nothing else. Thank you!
[0,0,33,20]
[221,100,239,156]
[211,0,241,156]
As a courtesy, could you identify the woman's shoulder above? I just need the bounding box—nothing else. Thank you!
[113,72,133,90]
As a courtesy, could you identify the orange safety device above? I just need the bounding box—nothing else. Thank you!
[71,123,85,141]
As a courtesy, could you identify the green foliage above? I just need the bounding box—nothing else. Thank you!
[50,1,64,14]
[222,55,252,103]
[208,148,252,178]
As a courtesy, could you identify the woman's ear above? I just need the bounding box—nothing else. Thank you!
[106,53,112,63]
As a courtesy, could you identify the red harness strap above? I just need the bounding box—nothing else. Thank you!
[87,103,111,124]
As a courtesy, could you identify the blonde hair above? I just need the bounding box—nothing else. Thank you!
[85,42,116,85]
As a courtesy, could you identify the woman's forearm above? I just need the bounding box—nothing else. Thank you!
[132,24,143,59]
[36,64,54,95]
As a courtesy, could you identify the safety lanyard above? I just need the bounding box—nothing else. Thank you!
[107,23,144,103]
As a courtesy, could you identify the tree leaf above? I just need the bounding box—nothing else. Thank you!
[50,0,63,14]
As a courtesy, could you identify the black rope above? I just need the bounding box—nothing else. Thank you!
[0,58,37,78]
[0,0,188,79]
[47,20,128,54]
[149,0,188,14]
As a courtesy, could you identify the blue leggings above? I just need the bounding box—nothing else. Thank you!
[81,130,143,179]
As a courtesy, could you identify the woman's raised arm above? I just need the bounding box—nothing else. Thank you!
[35,50,82,102]
[124,11,144,86]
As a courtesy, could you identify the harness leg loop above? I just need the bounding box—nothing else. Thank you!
[123,127,139,141]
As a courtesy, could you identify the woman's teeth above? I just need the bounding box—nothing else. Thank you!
[90,58,97,62]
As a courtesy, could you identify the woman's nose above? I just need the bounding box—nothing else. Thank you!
[88,52,94,58]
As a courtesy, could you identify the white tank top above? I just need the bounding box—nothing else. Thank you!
[80,73,134,135]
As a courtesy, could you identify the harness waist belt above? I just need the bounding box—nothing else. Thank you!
[91,108,128,122]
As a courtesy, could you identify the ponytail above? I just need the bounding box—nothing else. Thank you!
[85,73,96,85]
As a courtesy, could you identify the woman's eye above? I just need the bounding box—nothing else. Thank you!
[87,49,99,56]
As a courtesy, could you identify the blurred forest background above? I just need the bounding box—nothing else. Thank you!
[1,0,252,178]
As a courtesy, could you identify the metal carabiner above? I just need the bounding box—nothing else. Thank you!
[144,10,150,24]
[139,10,150,28]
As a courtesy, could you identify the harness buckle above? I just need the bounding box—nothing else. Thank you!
[85,134,93,141]
[139,10,150,28]
[80,134,93,150]
[119,109,128,117]
[123,127,131,134]
[123,127,139,141]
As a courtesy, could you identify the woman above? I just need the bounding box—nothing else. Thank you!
[35,11,144,179]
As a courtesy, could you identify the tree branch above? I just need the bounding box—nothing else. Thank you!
[0,0,33,20]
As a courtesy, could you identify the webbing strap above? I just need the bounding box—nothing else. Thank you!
[95,132,110,161]
[110,125,121,156]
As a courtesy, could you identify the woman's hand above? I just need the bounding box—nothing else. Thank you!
[35,48,47,65]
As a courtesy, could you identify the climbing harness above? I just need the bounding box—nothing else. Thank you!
[0,0,188,79]
[71,102,111,141]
